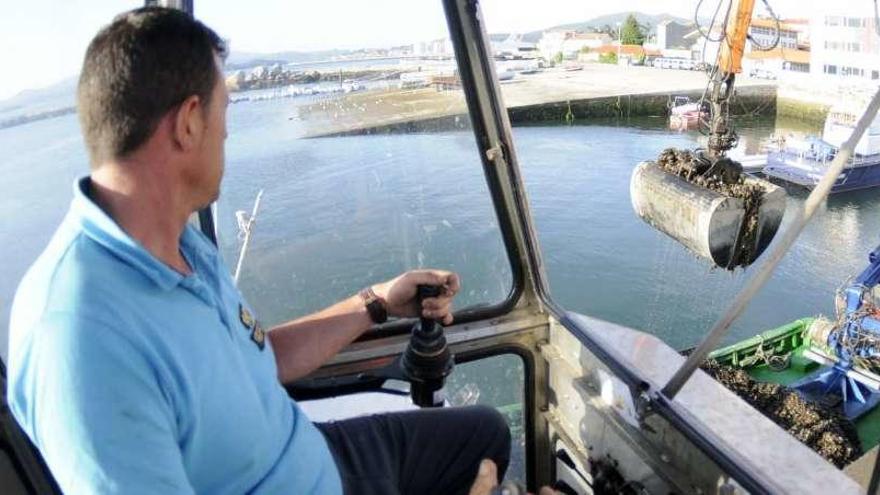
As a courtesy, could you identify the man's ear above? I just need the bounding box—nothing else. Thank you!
[172,95,204,152]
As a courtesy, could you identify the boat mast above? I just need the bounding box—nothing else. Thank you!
[233,190,265,285]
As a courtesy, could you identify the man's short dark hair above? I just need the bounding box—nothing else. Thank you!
[77,7,227,165]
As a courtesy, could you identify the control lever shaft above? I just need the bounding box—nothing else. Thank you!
[401,285,454,407]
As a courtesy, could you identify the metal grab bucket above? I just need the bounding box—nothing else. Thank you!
[630,161,785,269]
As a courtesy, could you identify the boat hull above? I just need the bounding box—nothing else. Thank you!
[668,112,700,130]
[764,151,880,193]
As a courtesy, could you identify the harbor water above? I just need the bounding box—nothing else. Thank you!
[2,96,879,357]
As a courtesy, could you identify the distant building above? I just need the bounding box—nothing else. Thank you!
[739,18,811,79]
[810,1,880,83]
[679,16,808,71]
[538,30,613,60]
[656,20,693,50]
[584,44,661,64]
[743,47,811,76]
[747,17,805,51]
[786,19,812,49]
[248,66,268,81]
[412,38,454,57]
[683,28,722,63]
[491,34,539,59]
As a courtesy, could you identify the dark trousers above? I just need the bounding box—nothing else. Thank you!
[316,405,511,495]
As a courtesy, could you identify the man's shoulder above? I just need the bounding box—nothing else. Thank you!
[10,219,155,354]
[16,221,143,310]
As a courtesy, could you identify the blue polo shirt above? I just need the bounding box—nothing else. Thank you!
[7,178,342,494]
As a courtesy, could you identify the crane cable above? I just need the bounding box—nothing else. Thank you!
[694,0,731,43]
[747,0,782,52]
[694,0,733,138]
[692,0,781,143]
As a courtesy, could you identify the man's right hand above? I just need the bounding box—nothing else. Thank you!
[468,460,557,495]
[372,269,460,324]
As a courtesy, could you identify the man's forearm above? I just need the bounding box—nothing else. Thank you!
[268,294,372,384]
[267,270,459,384]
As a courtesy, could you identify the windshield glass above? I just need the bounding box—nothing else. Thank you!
[0,0,880,348]
[196,2,514,324]
[5,0,880,480]
[469,0,880,352]
[0,1,516,347]
[3,0,879,364]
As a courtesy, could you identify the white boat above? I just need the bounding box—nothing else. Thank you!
[764,100,880,192]
[730,150,768,173]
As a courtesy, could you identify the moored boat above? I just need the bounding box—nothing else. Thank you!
[764,101,880,192]
[668,95,705,131]
[708,243,880,475]
[727,148,768,174]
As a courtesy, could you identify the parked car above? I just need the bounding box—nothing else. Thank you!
[679,59,696,70]
[653,57,697,70]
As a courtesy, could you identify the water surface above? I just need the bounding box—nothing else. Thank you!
[2,100,875,358]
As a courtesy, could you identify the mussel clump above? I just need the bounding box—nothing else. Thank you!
[702,361,862,468]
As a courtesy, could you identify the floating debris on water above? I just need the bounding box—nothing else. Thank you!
[702,361,862,468]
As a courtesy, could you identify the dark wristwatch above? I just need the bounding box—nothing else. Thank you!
[359,286,388,324]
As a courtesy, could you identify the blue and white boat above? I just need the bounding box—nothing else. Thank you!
[764,102,880,193]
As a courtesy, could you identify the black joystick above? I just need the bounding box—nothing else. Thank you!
[401,285,454,407]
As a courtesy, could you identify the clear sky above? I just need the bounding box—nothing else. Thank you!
[0,0,809,101]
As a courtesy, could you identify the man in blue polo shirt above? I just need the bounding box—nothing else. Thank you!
[6,7,514,494]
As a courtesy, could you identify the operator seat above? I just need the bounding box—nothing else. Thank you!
[0,361,61,494]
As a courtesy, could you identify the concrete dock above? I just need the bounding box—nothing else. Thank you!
[297,64,777,138]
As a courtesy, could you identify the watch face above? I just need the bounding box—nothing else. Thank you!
[367,299,387,324]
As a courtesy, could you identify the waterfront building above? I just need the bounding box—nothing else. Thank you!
[680,16,808,70]
[655,20,693,50]
[738,17,810,79]
[538,30,612,60]
[809,0,880,84]
[742,47,811,80]
[412,38,454,57]
[747,17,806,51]
[587,44,660,65]
[684,28,722,64]
[491,34,539,60]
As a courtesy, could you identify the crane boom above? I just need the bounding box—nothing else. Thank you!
[707,0,757,159]
[718,0,757,75]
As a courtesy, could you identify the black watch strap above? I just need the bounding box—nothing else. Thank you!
[359,287,388,324]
